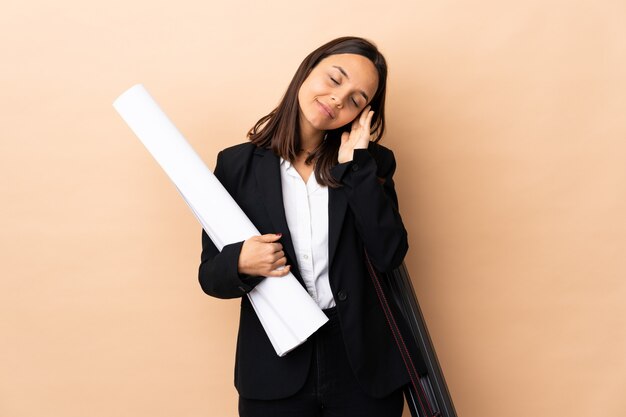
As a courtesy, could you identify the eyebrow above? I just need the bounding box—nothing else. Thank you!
[332,65,370,102]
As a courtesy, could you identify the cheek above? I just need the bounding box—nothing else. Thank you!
[297,80,308,102]
[337,110,360,128]
[305,77,328,97]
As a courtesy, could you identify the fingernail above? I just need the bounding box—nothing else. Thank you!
[276,233,282,237]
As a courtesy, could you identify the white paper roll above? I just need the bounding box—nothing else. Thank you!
[113,84,327,356]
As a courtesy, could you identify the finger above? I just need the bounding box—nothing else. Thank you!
[267,264,291,277]
[277,264,291,276]
[350,118,362,142]
[349,124,359,141]
[272,250,285,261]
[365,110,374,130]
[271,256,287,269]
[358,109,367,126]
[259,233,282,243]
[359,105,371,126]
[270,242,283,253]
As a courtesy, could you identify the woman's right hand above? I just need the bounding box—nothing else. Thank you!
[238,233,291,277]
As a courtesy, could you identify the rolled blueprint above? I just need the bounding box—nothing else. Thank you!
[113,84,328,357]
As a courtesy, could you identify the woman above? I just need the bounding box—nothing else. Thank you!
[199,36,410,417]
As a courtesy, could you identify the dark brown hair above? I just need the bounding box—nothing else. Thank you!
[247,36,388,188]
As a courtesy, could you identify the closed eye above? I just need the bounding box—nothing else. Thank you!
[330,76,340,85]
[351,98,359,107]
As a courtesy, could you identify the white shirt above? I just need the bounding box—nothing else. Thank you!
[279,157,335,309]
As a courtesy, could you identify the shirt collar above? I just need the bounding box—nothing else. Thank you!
[280,157,300,178]
[279,157,324,192]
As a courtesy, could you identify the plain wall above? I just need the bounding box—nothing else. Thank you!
[1,1,625,416]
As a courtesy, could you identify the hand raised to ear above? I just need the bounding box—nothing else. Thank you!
[338,105,374,164]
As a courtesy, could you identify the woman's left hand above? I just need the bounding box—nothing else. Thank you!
[337,106,374,164]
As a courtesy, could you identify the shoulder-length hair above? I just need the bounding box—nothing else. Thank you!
[247,36,388,188]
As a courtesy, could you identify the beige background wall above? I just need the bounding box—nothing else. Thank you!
[2,1,625,416]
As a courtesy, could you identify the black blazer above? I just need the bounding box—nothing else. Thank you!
[198,141,410,400]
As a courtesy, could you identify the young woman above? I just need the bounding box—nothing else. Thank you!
[199,36,410,417]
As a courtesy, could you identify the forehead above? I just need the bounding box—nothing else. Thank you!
[317,53,379,96]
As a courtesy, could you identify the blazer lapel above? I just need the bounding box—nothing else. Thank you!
[253,147,301,280]
[328,185,348,270]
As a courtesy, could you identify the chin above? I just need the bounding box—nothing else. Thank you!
[302,111,329,131]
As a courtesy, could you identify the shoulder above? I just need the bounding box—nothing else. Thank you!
[217,141,258,161]
[213,142,261,188]
[216,141,268,170]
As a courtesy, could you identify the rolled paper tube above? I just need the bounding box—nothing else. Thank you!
[113,84,328,357]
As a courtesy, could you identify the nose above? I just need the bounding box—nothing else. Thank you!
[331,95,343,109]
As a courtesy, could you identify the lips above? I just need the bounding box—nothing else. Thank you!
[315,99,335,119]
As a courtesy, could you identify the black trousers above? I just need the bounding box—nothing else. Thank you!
[239,307,405,417]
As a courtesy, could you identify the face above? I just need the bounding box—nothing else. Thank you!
[297,53,379,133]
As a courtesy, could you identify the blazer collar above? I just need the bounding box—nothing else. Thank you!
[253,147,348,279]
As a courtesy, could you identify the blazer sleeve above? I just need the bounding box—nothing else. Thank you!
[198,151,264,299]
[330,146,409,272]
